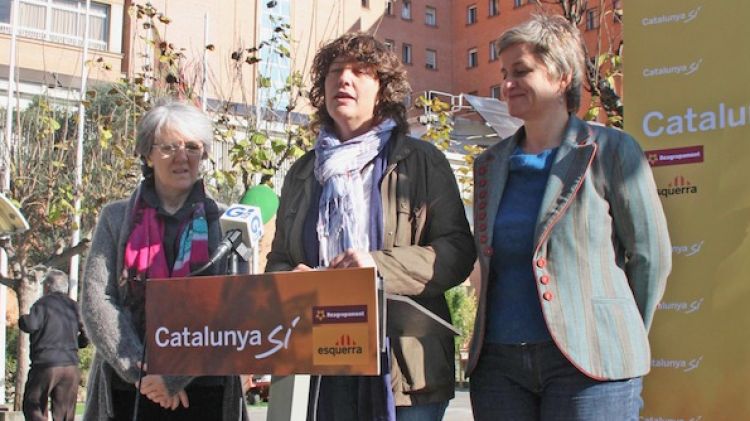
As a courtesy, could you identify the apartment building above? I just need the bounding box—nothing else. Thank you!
[0,0,291,111]
[0,0,620,120]
[450,0,622,115]
[0,0,125,103]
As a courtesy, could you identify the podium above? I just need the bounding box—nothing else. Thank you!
[145,268,381,376]
[145,267,459,420]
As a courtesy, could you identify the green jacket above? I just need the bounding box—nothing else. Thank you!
[266,132,476,405]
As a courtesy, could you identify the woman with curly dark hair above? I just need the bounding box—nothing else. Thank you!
[267,33,476,420]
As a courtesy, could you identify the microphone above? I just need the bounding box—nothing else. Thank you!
[191,205,263,275]
[218,204,264,258]
[240,184,279,224]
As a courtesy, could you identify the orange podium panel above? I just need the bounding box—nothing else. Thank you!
[145,267,380,376]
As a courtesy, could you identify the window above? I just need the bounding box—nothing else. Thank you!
[513,0,525,8]
[384,39,395,52]
[0,0,110,50]
[425,49,437,69]
[425,6,436,26]
[489,0,500,16]
[401,0,411,19]
[402,43,412,64]
[468,48,478,68]
[361,0,369,7]
[586,8,600,30]
[257,0,292,111]
[489,39,499,61]
[490,85,502,99]
[466,5,477,24]
[385,0,394,16]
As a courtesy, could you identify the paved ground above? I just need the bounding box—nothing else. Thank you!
[444,387,473,421]
[75,388,473,420]
[245,388,473,421]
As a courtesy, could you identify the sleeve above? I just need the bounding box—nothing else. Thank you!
[75,303,89,349]
[18,301,45,334]
[264,162,299,273]
[80,204,144,384]
[607,132,672,331]
[81,203,195,393]
[372,147,477,297]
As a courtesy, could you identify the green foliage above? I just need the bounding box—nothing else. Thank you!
[129,1,313,199]
[5,327,18,404]
[552,0,624,127]
[78,344,94,388]
[205,0,313,197]
[445,286,477,353]
[415,95,452,151]
[416,95,478,203]
[446,285,477,384]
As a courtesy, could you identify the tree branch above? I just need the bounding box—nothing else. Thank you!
[42,239,91,269]
[0,277,18,289]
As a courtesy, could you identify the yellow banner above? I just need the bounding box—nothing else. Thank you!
[625,2,750,419]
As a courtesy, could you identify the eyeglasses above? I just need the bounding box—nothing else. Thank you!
[151,142,204,158]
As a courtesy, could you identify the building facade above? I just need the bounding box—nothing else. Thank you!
[0,0,125,104]
[0,0,620,120]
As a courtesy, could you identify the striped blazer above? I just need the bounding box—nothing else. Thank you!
[466,115,671,381]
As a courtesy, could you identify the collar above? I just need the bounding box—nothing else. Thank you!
[140,178,207,219]
[483,114,593,164]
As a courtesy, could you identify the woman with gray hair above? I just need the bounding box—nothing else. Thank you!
[81,99,247,420]
[466,15,671,420]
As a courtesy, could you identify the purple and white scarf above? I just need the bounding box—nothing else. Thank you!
[314,119,396,266]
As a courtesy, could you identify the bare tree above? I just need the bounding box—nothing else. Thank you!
[540,0,624,127]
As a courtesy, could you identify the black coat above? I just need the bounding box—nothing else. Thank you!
[19,292,87,368]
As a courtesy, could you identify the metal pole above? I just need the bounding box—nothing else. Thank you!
[69,0,92,300]
[202,13,208,112]
[0,247,7,406]
[143,13,152,103]
[3,0,19,191]
[0,0,20,405]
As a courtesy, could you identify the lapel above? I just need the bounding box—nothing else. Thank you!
[476,131,520,254]
[384,132,410,174]
[289,154,316,263]
[533,116,597,248]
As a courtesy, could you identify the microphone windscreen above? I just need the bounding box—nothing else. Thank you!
[220,205,263,246]
[240,184,279,224]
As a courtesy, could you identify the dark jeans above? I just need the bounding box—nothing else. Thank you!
[110,385,223,421]
[470,342,643,421]
[396,400,449,421]
[23,365,80,421]
[312,376,448,421]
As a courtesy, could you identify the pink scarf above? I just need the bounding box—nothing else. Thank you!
[124,197,209,279]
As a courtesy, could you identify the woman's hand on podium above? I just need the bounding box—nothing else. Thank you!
[329,249,376,269]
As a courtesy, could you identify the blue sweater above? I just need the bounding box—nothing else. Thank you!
[486,147,556,344]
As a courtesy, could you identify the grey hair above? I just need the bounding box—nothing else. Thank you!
[43,269,69,294]
[135,98,214,158]
[498,14,585,112]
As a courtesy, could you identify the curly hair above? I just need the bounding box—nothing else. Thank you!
[309,32,412,134]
